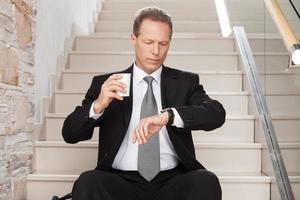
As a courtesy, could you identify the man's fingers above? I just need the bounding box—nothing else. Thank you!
[106,84,126,94]
[106,80,126,88]
[132,133,136,144]
[107,92,123,101]
[139,120,148,144]
[106,74,122,82]
[143,121,150,138]
[134,126,143,145]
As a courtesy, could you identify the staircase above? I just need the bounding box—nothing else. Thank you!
[27,0,300,199]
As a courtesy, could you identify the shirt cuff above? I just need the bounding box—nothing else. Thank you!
[171,108,184,128]
[89,101,103,120]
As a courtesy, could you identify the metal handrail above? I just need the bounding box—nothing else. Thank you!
[233,27,295,200]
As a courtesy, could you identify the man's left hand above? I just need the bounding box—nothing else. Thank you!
[132,112,169,144]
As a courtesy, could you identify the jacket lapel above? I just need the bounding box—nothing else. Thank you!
[161,65,179,109]
[121,65,134,130]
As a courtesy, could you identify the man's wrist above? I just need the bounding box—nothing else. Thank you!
[161,108,174,126]
[93,100,104,114]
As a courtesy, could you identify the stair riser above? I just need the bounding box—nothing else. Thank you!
[99,11,297,22]
[75,37,235,52]
[54,93,248,115]
[271,181,300,200]
[75,37,286,52]
[101,1,291,12]
[45,116,254,142]
[68,54,289,72]
[61,72,243,92]
[262,147,300,175]
[247,94,300,116]
[34,145,262,173]
[266,95,300,116]
[96,21,221,33]
[243,74,300,93]
[26,177,270,200]
[222,182,270,200]
[95,21,300,33]
[255,119,300,143]
[101,2,216,11]
[239,55,289,72]
[27,181,74,200]
[99,11,218,21]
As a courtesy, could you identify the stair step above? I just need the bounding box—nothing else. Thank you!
[44,113,254,142]
[101,1,216,11]
[265,93,300,116]
[261,143,300,176]
[27,172,272,200]
[100,1,292,12]
[68,51,289,72]
[60,70,243,92]
[243,72,300,93]
[270,176,300,200]
[95,20,300,33]
[53,91,249,115]
[75,34,286,52]
[98,9,298,22]
[33,141,262,173]
[255,116,300,143]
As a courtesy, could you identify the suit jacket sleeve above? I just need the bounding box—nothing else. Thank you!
[175,73,226,131]
[62,76,104,144]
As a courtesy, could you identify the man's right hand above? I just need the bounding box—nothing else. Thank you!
[93,74,126,114]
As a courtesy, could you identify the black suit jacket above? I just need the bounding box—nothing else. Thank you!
[62,65,226,171]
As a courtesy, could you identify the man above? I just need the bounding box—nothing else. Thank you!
[62,7,226,200]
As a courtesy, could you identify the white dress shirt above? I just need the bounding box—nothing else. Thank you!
[89,64,184,171]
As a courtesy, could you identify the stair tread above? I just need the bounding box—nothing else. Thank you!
[27,171,279,183]
[89,32,300,38]
[62,69,244,74]
[34,141,263,148]
[69,51,289,55]
[45,113,255,119]
[54,90,249,95]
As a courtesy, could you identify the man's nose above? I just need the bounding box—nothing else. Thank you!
[152,43,160,56]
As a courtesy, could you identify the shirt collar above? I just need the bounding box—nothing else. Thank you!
[133,62,162,85]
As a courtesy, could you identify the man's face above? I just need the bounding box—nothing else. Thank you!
[130,19,171,74]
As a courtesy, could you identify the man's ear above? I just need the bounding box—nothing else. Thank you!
[130,33,136,47]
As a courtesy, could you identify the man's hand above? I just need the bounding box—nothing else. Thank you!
[93,74,126,114]
[132,112,169,144]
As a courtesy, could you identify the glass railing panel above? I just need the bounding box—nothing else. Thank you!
[226,0,298,199]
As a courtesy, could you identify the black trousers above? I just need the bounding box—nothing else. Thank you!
[72,164,222,200]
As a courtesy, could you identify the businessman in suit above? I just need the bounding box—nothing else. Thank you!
[62,6,226,200]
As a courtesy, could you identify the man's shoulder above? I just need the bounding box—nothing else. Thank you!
[164,66,198,79]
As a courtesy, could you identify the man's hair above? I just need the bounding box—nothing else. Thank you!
[133,7,173,39]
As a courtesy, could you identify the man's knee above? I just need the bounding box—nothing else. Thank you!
[196,170,220,183]
[191,170,222,197]
[74,170,108,190]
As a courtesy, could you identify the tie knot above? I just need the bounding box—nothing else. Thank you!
[143,76,154,85]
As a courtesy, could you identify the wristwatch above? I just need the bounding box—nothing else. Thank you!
[161,108,174,126]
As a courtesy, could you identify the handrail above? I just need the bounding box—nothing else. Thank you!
[264,0,300,65]
[233,27,295,200]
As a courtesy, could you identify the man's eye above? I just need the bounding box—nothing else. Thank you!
[160,43,169,46]
[144,41,152,44]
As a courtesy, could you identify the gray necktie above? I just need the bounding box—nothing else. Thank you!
[138,76,160,181]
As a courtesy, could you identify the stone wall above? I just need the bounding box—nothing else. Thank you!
[0,0,36,199]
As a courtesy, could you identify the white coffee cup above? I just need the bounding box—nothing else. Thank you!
[116,73,131,97]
